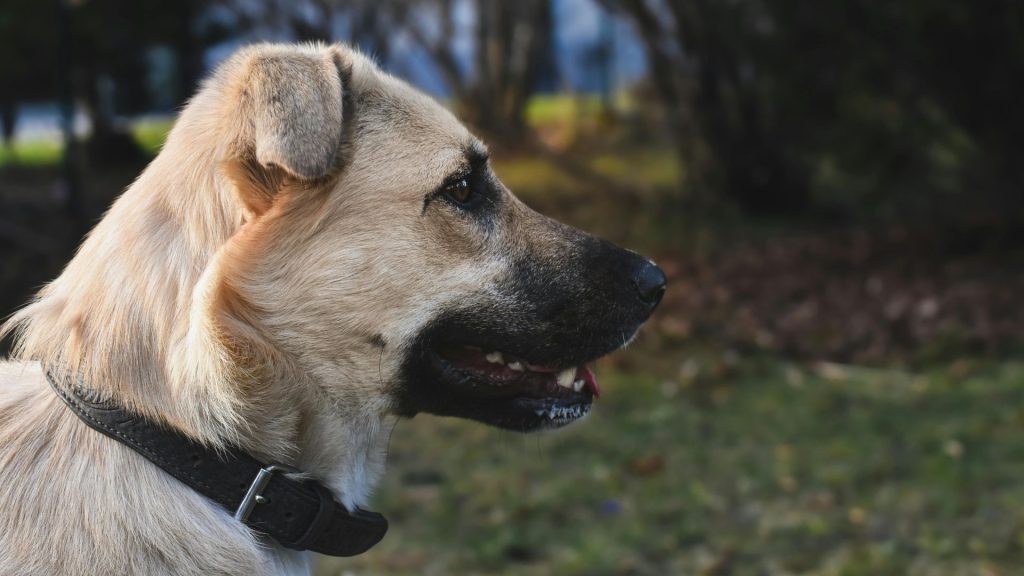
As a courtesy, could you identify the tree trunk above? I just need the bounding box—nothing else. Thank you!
[80,64,144,165]
[607,0,807,215]
[0,99,15,148]
[173,0,203,104]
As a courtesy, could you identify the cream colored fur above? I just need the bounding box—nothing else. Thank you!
[0,42,511,575]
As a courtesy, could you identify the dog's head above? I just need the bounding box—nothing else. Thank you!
[210,44,665,432]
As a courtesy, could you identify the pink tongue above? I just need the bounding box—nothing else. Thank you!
[578,366,601,398]
[525,361,559,374]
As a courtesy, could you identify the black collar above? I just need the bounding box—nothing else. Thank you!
[46,370,387,557]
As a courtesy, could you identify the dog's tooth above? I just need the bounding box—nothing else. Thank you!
[508,361,524,371]
[572,380,584,392]
[485,352,504,364]
[556,367,576,388]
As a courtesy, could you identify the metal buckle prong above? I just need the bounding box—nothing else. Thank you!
[235,464,295,522]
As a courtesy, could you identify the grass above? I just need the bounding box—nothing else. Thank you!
[525,94,607,126]
[492,147,682,198]
[525,93,639,127]
[318,357,1024,575]
[0,120,173,167]
[491,144,684,252]
[132,119,173,155]
[0,139,61,166]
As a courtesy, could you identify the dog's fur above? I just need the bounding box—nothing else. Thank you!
[0,43,660,575]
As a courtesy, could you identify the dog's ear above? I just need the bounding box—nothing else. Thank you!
[248,50,345,181]
[246,49,345,180]
[224,47,346,215]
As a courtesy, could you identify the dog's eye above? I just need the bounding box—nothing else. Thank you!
[444,178,472,204]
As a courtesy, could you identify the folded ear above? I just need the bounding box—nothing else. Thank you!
[242,47,345,182]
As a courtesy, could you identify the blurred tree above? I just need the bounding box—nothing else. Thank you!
[407,0,556,141]
[603,0,1024,222]
[598,0,806,215]
[238,0,333,42]
[898,0,1024,217]
[208,0,555,142]
[70,0,216,164]
[217,0,407,64]
[0,0,58,147]
[0,0,213,156]
[329,0,410,63]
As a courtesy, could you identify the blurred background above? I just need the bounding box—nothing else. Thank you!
[2,1,1024,574]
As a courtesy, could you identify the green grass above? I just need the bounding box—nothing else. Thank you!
[587,149,682,192]
[491,147,684,252]
[492,147,681,199]
[0,120,173,167]
[492,156,582,197]
[318,358,1024,575]
[0,139,62,166]
[526,94,606,126]
[132,119,173,155]
[525,93,637,127]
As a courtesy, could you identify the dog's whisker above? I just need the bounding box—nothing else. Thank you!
[384,416,401,463]
[377,345,385,391]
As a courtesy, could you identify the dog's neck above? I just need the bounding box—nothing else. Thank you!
[2,87,388,509]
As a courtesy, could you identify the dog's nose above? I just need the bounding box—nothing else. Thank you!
[634,260,667,308]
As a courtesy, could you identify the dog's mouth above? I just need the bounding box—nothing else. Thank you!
[437,344,601,398]
[432,344,601,428]
[398,338,606,431]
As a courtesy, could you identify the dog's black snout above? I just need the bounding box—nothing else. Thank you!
[634,261,667,307]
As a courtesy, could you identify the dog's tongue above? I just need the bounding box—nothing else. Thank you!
[578,365,600,398]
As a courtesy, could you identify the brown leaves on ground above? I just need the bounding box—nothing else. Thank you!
[651,227,1024,364]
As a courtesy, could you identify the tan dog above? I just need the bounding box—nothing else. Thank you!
[0,43,664,575]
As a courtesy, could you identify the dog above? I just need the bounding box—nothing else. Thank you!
[0,43,665,575]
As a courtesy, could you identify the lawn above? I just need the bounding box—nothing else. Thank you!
[318,358,1024,576]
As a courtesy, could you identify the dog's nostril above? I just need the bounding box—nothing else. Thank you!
[634,261,667,307]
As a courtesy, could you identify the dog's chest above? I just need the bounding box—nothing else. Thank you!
[266,546,315,576]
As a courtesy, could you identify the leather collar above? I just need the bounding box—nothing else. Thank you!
[45,370,388,557]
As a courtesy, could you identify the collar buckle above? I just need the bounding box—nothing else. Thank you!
[235,464,297,523]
